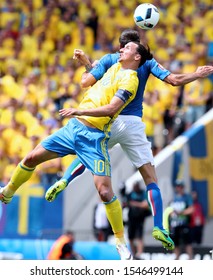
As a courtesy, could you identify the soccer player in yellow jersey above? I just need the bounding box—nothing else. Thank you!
[0,41,153,260]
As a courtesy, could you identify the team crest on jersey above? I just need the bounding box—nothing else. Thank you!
[157,63,165,70]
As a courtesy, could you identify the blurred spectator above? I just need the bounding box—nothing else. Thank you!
[142,91,156,148]
[183,77,212,130]
[60,242,84,260]
[190,190,205,245]
[47,230,84,260]
[164,180,194,260]
[85,7,99,45]
[145,74,180,145]
[143,90,165,154]
[126,181,151,259]
[39,158,63,190]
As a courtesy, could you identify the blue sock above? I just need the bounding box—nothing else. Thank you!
[62,158,86,184]
[146,182,164,230]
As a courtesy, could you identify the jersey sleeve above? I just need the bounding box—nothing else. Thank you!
[89,53,119,81]
[90,54,113,81]
[149,58,171,80]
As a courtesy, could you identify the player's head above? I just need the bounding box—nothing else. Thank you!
[119,29,140,48]
[119,41,153,68]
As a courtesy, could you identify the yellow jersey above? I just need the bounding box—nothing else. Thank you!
[78,62,138,131]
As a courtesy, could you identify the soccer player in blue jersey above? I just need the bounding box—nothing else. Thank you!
[0,41,152,260]
[45,29,213,251]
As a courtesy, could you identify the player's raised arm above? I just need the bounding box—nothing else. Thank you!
[73,49,97,87]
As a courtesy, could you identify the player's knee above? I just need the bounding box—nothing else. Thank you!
[98,188,113,202]
[23,153,37,168]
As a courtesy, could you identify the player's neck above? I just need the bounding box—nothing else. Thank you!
[121,61,138,71]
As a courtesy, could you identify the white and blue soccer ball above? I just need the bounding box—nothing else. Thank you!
[134,3,160,30]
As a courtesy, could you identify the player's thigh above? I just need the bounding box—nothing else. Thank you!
[121,137,154,168]
[113,118,154,168]
[74,124,111,177]
[41,123,76,156]
[108,117,126,149]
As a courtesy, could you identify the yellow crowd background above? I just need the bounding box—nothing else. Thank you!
[0,0,212,188]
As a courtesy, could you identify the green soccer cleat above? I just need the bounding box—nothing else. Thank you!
[45,179,68,202]
[152,226,175,250]
[0,187,13,204]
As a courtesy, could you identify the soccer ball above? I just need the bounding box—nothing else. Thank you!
[134,3,160,30]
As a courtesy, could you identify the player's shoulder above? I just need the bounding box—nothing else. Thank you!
[97,53,119,71]
[101,52,119,62]
[139,57,156,69]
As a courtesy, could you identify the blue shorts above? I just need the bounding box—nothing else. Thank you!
[41,118,111,176]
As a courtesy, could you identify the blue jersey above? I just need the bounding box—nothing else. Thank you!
[90,53,171,118]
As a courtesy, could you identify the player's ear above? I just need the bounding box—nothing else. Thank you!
[135,53,141,63]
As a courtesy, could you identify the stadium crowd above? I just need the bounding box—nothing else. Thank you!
[0,0,213,188]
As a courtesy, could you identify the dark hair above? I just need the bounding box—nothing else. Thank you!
[135,42,153,67]
[60,242,73,259]
[119,29,140,48]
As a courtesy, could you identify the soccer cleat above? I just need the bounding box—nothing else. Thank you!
[152,226,175,250]
[116,244,133,260]
[45,179,68,202]
[0,187,13,204]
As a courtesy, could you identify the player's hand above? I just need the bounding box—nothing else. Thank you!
[73,49,84,59]
[196,65,213,78]
[73,49,91,66]
[59,108,80,117]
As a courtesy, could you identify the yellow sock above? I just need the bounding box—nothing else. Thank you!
[104,197,125,244]
[3,162,35,197]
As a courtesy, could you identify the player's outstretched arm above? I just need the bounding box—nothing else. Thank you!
[59,96,125,118]
[164,65,213,86]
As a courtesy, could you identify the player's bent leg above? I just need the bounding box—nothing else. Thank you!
[138,163,157,186]
[139,165,164,228]
[0,162,36,204]
[0,145,58,204]
[95,176,133,260]
[138,164,175,249]
[104,196,133,260]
